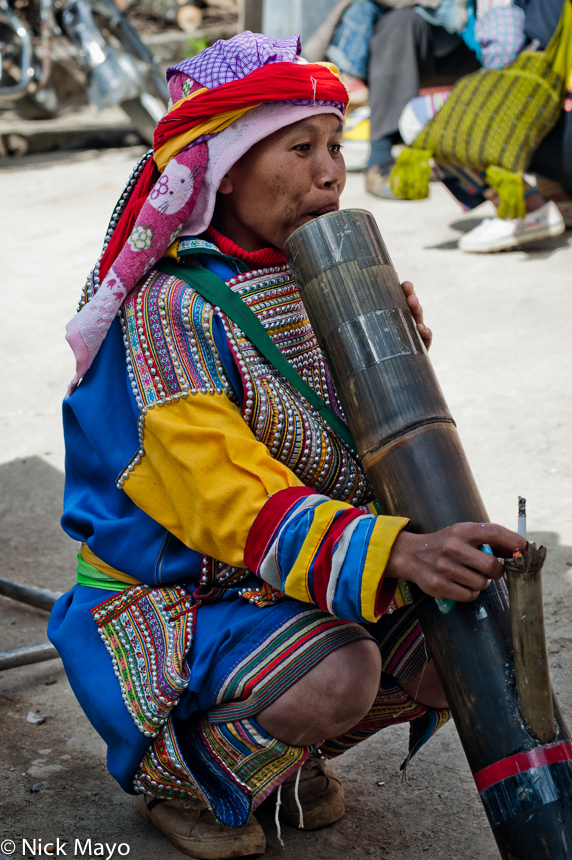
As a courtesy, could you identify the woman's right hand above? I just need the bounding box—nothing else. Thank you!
[401,280,432,351]
[385,522,528,602]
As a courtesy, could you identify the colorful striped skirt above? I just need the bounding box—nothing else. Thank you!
[49,582,449,828]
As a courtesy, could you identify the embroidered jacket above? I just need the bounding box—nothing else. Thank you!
[62,238,410,624]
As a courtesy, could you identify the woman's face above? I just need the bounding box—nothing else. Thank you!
[217,113,346,252]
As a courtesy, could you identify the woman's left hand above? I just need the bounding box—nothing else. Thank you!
[401,281,432,351]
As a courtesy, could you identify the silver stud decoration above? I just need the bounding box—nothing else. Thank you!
[93,583,195,739]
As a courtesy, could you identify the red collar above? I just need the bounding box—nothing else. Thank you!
[206,226,287,267]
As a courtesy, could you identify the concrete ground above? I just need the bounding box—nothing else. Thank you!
[0,145,571,860]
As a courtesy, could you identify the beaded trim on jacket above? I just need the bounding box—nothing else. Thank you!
[116,255,372,510]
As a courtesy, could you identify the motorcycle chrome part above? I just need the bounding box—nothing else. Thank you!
[0,0,34,101]
[62,0,139,108]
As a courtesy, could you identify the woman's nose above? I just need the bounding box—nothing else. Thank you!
[316,150,344,189]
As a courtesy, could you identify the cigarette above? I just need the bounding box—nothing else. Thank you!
[518,496,527,539]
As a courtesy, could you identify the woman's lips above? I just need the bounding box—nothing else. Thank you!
[305,202,340,218]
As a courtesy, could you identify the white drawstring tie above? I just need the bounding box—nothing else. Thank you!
[274,783,284,847]
[294,766,304,829]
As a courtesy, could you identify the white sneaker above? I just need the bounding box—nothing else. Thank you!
[459,201,565,253]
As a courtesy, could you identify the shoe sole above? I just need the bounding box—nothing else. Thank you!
[460,220,565,253]
[135,796,266,859]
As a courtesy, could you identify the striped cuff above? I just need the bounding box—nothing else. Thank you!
[245,487,409,623]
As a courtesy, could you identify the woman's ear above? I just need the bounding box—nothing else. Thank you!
[218,173,233,195]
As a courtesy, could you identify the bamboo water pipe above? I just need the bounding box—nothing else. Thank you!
[284,209,572,860]
[505,543,555,744]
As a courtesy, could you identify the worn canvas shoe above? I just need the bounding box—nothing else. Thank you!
[365,161,399,200]
[269,757,345,830]
[459,201,565,253]
[556,200,572,228]
[135,794,266,858]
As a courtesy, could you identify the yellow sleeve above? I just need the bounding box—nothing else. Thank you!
[123,392,303,567]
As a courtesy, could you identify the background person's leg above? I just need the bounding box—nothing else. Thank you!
[530,111,572,198]
[367,9,434,170]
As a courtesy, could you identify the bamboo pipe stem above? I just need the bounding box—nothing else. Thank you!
[504,544,555,744]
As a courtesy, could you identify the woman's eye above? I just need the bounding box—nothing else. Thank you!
[294,143,312,153]
[330,144,343,155]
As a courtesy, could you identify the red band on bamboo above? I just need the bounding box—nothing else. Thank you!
[474,741,572,793]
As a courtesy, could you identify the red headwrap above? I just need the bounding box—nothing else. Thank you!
[99,62,347,285]
[155,62,348,150]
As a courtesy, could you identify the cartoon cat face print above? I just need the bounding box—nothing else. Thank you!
[148,161,197,215]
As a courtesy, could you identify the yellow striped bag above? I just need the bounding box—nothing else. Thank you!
[390,0,572,218]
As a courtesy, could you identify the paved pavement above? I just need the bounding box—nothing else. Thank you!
[3,144,571,540]
[0,146,571,859]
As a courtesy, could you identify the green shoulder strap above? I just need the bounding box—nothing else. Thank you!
[156,259,357,453]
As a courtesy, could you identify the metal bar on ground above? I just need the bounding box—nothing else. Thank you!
[0,642,60,671]
[0,576,61,612]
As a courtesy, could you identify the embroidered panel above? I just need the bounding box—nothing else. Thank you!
[201,555,252,588]
[177,238,220,255]
[121,270,229,412]
[199,716,307,811]
[119,258,372,505]
[217,265,372,506]
[238,580,286,607]
[91,583,196,737]
[134,712,254,828]
[134,715,208,800]
[134,712,307,827]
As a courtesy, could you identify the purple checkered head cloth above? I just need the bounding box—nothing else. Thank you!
[165,32,346,115]
[167,32,302,89]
